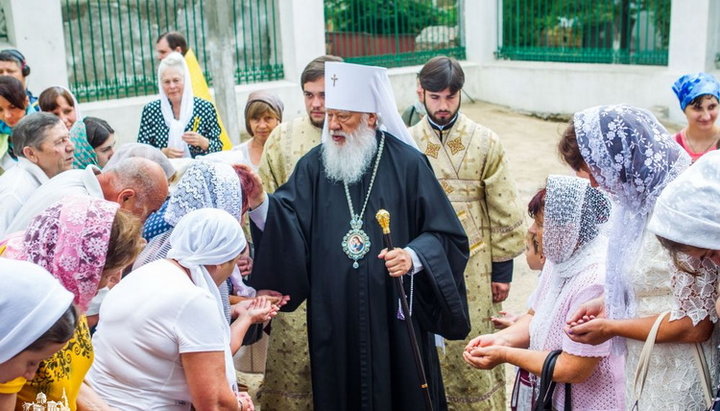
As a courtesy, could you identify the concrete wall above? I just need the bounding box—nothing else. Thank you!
[465,0,720,126]
[3,0,717,143]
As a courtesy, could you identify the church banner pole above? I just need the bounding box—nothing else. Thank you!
[375,209,433,411]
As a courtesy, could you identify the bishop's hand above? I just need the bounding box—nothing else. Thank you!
[378,248,412,277]
[244,168,266,210]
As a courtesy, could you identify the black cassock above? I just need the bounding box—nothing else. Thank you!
[250,131,470,411]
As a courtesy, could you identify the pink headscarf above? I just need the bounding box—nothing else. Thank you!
[3,195,118,311]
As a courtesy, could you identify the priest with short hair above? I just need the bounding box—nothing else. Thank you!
[246,62,470,410]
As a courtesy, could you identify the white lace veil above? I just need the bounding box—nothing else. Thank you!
[648,150,720,250]
[543,175,611,265]
[167,208,247,392]
[531,175,610,348]
[573,104,690,321]
[134,160,242,268]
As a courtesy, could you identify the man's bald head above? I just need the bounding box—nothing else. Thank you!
[99,157,169,221]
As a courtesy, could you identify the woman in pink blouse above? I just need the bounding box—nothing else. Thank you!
[463,175,625,410]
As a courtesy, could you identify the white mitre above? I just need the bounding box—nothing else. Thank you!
[324,62,419,150]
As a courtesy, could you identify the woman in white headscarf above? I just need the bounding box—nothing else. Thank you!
[87,208,276,411]
[0,259,77,409]
[464,176,624,410]
[560,105,717,410]
[137,52,222,159]
[648,150,720,306]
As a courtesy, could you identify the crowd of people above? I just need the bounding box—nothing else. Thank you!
[0,28,719,411]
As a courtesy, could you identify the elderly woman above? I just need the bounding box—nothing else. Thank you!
[464,176,624,410]
[67,117,116,169]
[201,91,283,169]
[0,76,37,172]
[0,259,77,409]
[671,72,720,162]
[559,105,717,410]
[0,195,144,410]
[238,91,283,170]
[88,208,276,410]
[138,52,222,158]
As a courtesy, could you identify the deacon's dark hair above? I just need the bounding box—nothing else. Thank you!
[527,188,547,219]
[24,304,78,352]
[300,55,343,88]
[157,31,189,56]
[0,49,30,77]
[11,112,63,156]
[0,75,27,109]
[418,56,464,93]
[84,117,115,149]
[558,120,586,172]
[38,86,75,112]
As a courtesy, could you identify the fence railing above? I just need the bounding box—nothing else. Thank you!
[496,0,670,66]
[62,0,284,102]
[324,0,464,68]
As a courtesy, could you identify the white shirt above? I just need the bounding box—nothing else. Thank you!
[7,165,103,233]
[0,158,49,237]
[87,259,228,411]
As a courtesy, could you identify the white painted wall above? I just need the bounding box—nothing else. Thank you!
[464,0,720,126]
[4,0,716,142]
[80,64,483,146]
[3,0,68,92]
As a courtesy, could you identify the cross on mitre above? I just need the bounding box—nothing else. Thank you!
[330,74,339,87]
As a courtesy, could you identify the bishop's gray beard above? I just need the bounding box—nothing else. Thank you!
[322,117,378,185]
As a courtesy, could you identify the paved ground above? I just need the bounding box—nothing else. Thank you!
[240,100,678,409]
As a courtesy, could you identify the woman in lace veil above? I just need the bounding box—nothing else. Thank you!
[561,105,717,410]
[135,160,251,318]
[464,175,624,410]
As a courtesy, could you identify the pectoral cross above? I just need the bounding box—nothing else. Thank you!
[331,74,339,86]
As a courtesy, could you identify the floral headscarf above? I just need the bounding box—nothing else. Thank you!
[574,104,690,322]
[2,195,118,311]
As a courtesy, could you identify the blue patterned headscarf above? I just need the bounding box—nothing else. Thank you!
[672,72,720,111]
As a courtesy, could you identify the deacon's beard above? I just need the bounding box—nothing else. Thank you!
[322,115,378,185]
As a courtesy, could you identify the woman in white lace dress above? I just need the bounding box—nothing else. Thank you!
[649,150,720,322]
[559,105,718,410]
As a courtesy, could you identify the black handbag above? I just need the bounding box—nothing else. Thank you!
[533,349,572,411]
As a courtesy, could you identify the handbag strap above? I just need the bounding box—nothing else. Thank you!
[534,350,572,411]
[692,341,714,408]
[632,311,670,409]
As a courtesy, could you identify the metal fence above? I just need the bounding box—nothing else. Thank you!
[496,0,670,66]
[324,0,465,68]
[62,0,284,102]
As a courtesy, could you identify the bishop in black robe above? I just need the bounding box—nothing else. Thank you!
[249,130,471,410]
